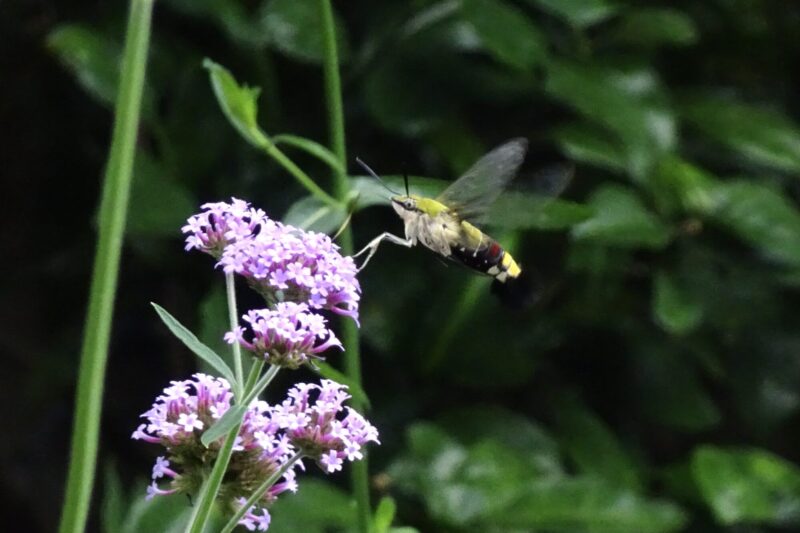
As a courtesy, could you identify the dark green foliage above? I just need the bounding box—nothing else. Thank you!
[7,0,800,531]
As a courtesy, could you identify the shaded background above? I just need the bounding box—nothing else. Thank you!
[4,0,800,531]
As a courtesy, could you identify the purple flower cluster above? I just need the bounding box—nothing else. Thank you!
[225,302,342,369]
[133,375,379,529]
[273,380,380,473]
[182,198,361,322]
[138,200,378,530]
[132,374,297,529]
[182,198,271,258]
[219,223,360,321]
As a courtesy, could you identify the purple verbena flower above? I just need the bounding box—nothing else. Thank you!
[226,302,343,369]
[182,198,272,258]
[218,222,361,321]
[132,374,298,522]
[272,380,380,473]
[236,499,272,531]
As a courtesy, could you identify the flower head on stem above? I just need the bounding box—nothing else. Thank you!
[218,222,361,321]
[226,302,342,369]
[273,380,379,473]
[132,374,298,525]
[182,198,272,258]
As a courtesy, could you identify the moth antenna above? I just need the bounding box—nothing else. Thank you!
[356,157,400,196]
[404,171,410,196]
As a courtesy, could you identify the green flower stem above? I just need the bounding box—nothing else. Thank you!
[58,1,154,532]
[183,363,272,533]
[219,451,305,533]
[253,128,340,208]
[243,358,266,395]
[241,364,281,405]
[225,272,244,398]
[185,423,241,533]
[319,2,370,532]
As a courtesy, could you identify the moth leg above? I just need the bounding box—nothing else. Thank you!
[354,232,414,271]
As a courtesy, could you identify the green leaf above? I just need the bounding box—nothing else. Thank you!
[47,24,154,118]
[692,446,800,525]
[438,405,562,476]
[272,134,344,173]
[553,122,627,171]
[611,8,698,47]
[546,61,676,178]
[680,95,800,173]
[46,25,122,108]
[489,192,593,230]
[151,303,237,386]
[200,404,246,447]
[283,196,346,234]
[390,420,562,527]
[654,156,719,214]
[656,158,800,268]
[460,0,547,70]
[203,58,265,148]
[313,360,371,409]
[527,0,618,28]
[653,271,704,335]
[127,152,195,237]
[707,181,800,269]
[260,0,350,64]
[571,185,671,249]
[372,496,397,533]
[555,400,642,491]
[491,478,688,533]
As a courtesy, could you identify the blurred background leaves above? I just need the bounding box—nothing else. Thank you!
[4,0,800,531]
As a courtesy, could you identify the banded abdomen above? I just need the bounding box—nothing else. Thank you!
[450,221,521,283]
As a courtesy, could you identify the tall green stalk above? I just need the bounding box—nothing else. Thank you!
[318,2,371,532]
[58,1,154,532]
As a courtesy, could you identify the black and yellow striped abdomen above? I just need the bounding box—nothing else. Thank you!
[450,221,521,283]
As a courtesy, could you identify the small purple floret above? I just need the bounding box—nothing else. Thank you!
[182,198,270,257]
[230,302,343,369]
[273,380,380,473]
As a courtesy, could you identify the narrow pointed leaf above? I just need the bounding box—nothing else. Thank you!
[461,0,547,70]
[692,446,800,525]
[200,404,247,447]
[203,58,265,147]
[151,303,237,386]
